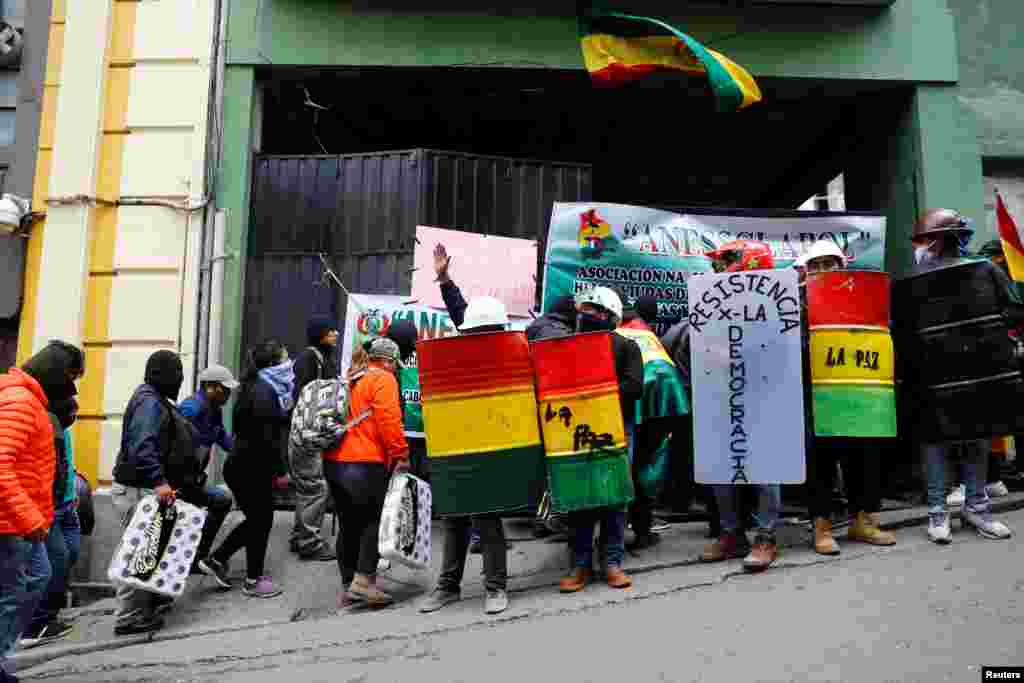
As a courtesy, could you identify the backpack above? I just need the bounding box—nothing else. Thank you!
[289,372,371,455]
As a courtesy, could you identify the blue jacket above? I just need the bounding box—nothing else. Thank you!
[179,392,233,452]
[113,384,199,490]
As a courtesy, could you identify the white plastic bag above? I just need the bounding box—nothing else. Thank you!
[378,472,431,570]
[107,495,207,598]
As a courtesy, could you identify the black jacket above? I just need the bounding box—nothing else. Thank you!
[440,280,469,328]
[660,320,691,387]
[47,414,69,508]
[232,377,289,477]
[113,383,201,490]
[291,345,338,405]
[612,333,644,424]
[526,312,575,341]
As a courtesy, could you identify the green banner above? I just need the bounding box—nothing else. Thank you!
[542,203,886,334]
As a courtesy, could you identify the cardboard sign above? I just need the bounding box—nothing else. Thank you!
[412,225,538,318]
[688,269,806,484]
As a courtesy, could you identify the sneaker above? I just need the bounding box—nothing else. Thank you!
[243,576,283,599]
[299,545,338,562]
[962,507,1013,540]
[985,481,1010,498]
[946,484,965,508]
[419,588,461,613]
[114,616,164,637]
[650,518,671,533]
[928,512,952,544]
[18,620,74,649]
[198,557,232,589]
[743,535,777,572]
[484,589,509,615]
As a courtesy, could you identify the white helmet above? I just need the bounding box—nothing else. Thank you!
[794,240,847,268]
[576,286,623,321]
[459,296,509,331]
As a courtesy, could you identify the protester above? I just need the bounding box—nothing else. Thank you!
[385,319,428,482]
[699,241,784,571]
[288,318,339,561]
[559,286,643,593]
[19,398,82,649]
[201,341,293,598]
[1,341,82,682]
[526,295,577,341]
[326,337,409,608]
[796,241,896,555]
[904,210,1016,543]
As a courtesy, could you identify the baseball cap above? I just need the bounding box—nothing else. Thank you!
[198,364,240,390]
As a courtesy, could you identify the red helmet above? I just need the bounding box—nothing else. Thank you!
[706,240,775,272]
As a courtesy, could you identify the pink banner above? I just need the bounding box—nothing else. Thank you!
[412,226,538,318]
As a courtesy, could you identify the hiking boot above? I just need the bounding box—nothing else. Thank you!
[19,620,74,649]
[848,511,896,546]
[484,589,509,615]
[813,518,840,555]
[299,545,338,562]
[606,566,632,589]
[419,588,461,613]
[701,532,751,563]
[198,557,232,589]
[928,512,952,544]
[962,507,1013,540]
[114,616,164,637]
[348,577,393,607]
[985,481,1010,498]
[559,568,591,593]
[627,533,662,552]
[243,576,283,599]
[743,535,777,572]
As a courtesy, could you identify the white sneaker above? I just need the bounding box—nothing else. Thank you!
[928,512,952,544]
[962,507,1013,539]
[946,484,965,508]
[985,481,1010,498]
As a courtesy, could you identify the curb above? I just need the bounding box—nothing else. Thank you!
[15,495,1024,675]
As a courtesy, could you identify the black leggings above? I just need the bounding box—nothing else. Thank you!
[324,460,389,585]
[807,437,884,520]
[213,458,275,580]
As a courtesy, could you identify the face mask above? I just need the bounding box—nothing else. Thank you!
[577,313,615,333]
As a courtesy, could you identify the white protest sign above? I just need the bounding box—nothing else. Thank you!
[688,269,806,485]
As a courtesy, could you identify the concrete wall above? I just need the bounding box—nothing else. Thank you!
[18,0,217,485]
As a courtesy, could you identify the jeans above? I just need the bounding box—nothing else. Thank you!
[438,515,507,593]
[807,437,884,520]
[570,508,627,569]
[288,445,330,555]
[712,484,781,535]
[924,440,990,515]
[0,535,51,676]
[213,459,275,581]
[323,460,389,586]
[26,502,81,635]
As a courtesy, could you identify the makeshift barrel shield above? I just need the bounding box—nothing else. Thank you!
[615,327,690,423]
[531,332,635,513]
[806,271,897,438]
[418,331,546,516]
[893,260,1024,441]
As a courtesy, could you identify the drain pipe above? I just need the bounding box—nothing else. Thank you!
[207,209,226,365]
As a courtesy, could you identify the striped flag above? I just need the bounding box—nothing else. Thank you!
[418,332,546,516]
[615,327,690,423]
[996,189,1024,283]
[579,6,762,112]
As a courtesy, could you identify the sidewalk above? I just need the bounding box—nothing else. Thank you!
[13,491,1024,673]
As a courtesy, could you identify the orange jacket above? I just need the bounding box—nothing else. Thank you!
[0,369,56,536]
[325,364,409,467]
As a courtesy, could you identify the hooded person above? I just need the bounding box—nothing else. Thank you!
[526,295,577,341]
[0,341,83,677]
[112,350,222,636]
[901,209,1018,544]
[292,317,340,404]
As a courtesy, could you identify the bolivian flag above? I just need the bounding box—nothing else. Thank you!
[532,333,635,513]
[615,327,690,423]
[580,6,763,112]
[996,190,1024,284]
[418,331,546,516]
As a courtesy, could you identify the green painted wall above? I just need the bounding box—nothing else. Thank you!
[225,0,957,83]
[947,0,1024,159]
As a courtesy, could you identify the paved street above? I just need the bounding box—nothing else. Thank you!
[20,507,1024,683]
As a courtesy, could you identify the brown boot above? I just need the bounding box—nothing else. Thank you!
[848,511,896,546]
[606,566,632,589]
[743,534,777,572]
[349,575,393,607]
[813,518,840,556]
[559,568,591,593]
[701,532,751,563]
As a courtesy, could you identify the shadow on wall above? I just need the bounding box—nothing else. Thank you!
[0,332,16,372]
